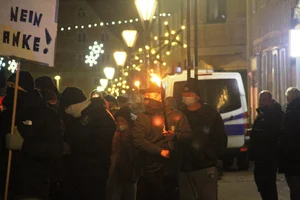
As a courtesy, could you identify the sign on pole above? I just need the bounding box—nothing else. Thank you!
[0,0,58,66]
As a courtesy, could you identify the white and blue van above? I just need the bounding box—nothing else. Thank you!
[163,70,249,170]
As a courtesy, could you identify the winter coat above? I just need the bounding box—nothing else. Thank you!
[181,104,227,172]
[0,90,64,199]
[279,97,300,175]
[109,128,138,182]
[249,101,283,163]
[133,108,191,178]
[63,98,116,179]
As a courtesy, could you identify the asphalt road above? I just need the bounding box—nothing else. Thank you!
[218,170,290,200]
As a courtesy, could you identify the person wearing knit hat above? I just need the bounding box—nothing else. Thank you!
[104,94,120,115]
[179,78,227,200]
[132,82,192,200]
[1,71,64,200]
[2,71,35,109]
[60,87,116,200]
[107,107,137,200]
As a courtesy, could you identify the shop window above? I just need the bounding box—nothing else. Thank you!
[279,48,287,104]
[207,0,227,23]
[272,49,279,101]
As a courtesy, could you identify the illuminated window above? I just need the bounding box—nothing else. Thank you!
[78,7,85,17]
[207,0,227,23]
[77,31,87,42]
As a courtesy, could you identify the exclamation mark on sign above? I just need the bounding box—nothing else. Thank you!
[44,28,52,54]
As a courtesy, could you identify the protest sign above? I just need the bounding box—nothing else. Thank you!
[0,0,58,66]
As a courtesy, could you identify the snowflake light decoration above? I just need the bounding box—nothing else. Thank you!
[8,59,18,73]
[85,41,104,67]
[0,57,18,73]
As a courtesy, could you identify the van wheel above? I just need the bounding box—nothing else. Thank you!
[237,153,249,170]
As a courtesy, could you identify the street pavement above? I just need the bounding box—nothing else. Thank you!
[218,170,290,200]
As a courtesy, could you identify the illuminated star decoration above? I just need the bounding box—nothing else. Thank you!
[106,77,132,96]
[0,57,18,73]
[85,41,104,67]
[131,22,187,69]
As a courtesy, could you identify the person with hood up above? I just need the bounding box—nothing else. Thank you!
[60,87,116,200]
[133,83,192,200]
[179,78,227,200]
[249,90,283,200]
[35,76,60,99]
[0,71,64,200]
[279,87,300,200]
[106,107,138,200]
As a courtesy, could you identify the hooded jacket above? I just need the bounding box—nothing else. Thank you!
[249,100,283,163]
[133,106,191,177]
[63,98,116,179]
[181,104,227,172]
[279,97,300,174]
[0,90,64,199]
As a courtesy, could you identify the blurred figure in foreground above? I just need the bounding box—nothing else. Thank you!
[279,87,300,200]
[60,87,116,200]
[250,90,283,200]
[107,107,138,200]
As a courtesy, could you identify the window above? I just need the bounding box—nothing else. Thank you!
[101,32,108,42]
[252,0,256,14]
[78,7,85,18]
[173,79,241,113]
[207,0,227,23]
[272,49,279,100]
[77,31,86,42]
[261,52,268,90]
[279,48,287,104]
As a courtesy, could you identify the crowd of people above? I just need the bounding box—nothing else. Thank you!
[2,70,300,200]
[249,88,300,200]
[0,71,227,200]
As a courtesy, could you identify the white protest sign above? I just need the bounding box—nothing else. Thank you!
[0,0,58,66]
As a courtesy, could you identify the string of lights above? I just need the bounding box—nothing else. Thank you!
[59,13,172,32]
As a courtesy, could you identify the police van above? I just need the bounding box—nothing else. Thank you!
[163,70,249,170]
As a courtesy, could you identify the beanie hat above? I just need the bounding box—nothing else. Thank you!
[90,89,103,99]
[114,107,134,126]
[182,78,201,97]
[35,76,55,92]
[41,89,57,102]
[139,82,164,94]
[7,71,34,93]
[117,95,129,104]
[60,87,87,108]
[104,95,119,106]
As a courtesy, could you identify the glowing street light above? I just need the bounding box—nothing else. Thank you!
[100,79,109,89]
[135,0,157,22]
[113,51,127,67]
[54,75,61,92]
[104,67,115,80]
[122,30,138,48]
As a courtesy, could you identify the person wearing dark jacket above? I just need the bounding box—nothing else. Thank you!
[179,78,227,200]
[133,83,192,200]
[279,87,300,200]
[0,71,64,200]
[249,90,283,200]
[106,107,138,200]
[60,87,116,200]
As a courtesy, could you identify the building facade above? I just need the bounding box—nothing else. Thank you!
[181,0,247,73]
[248,0,298,122]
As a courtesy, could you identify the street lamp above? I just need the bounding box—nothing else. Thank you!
[135,0,157,87]
[100,78,109,89]
[104,67,115,80]
[122,30,138,48]
[54,75,61,92]
[113,51,127,67]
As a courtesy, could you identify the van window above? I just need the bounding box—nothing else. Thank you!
[173,79,241,113]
